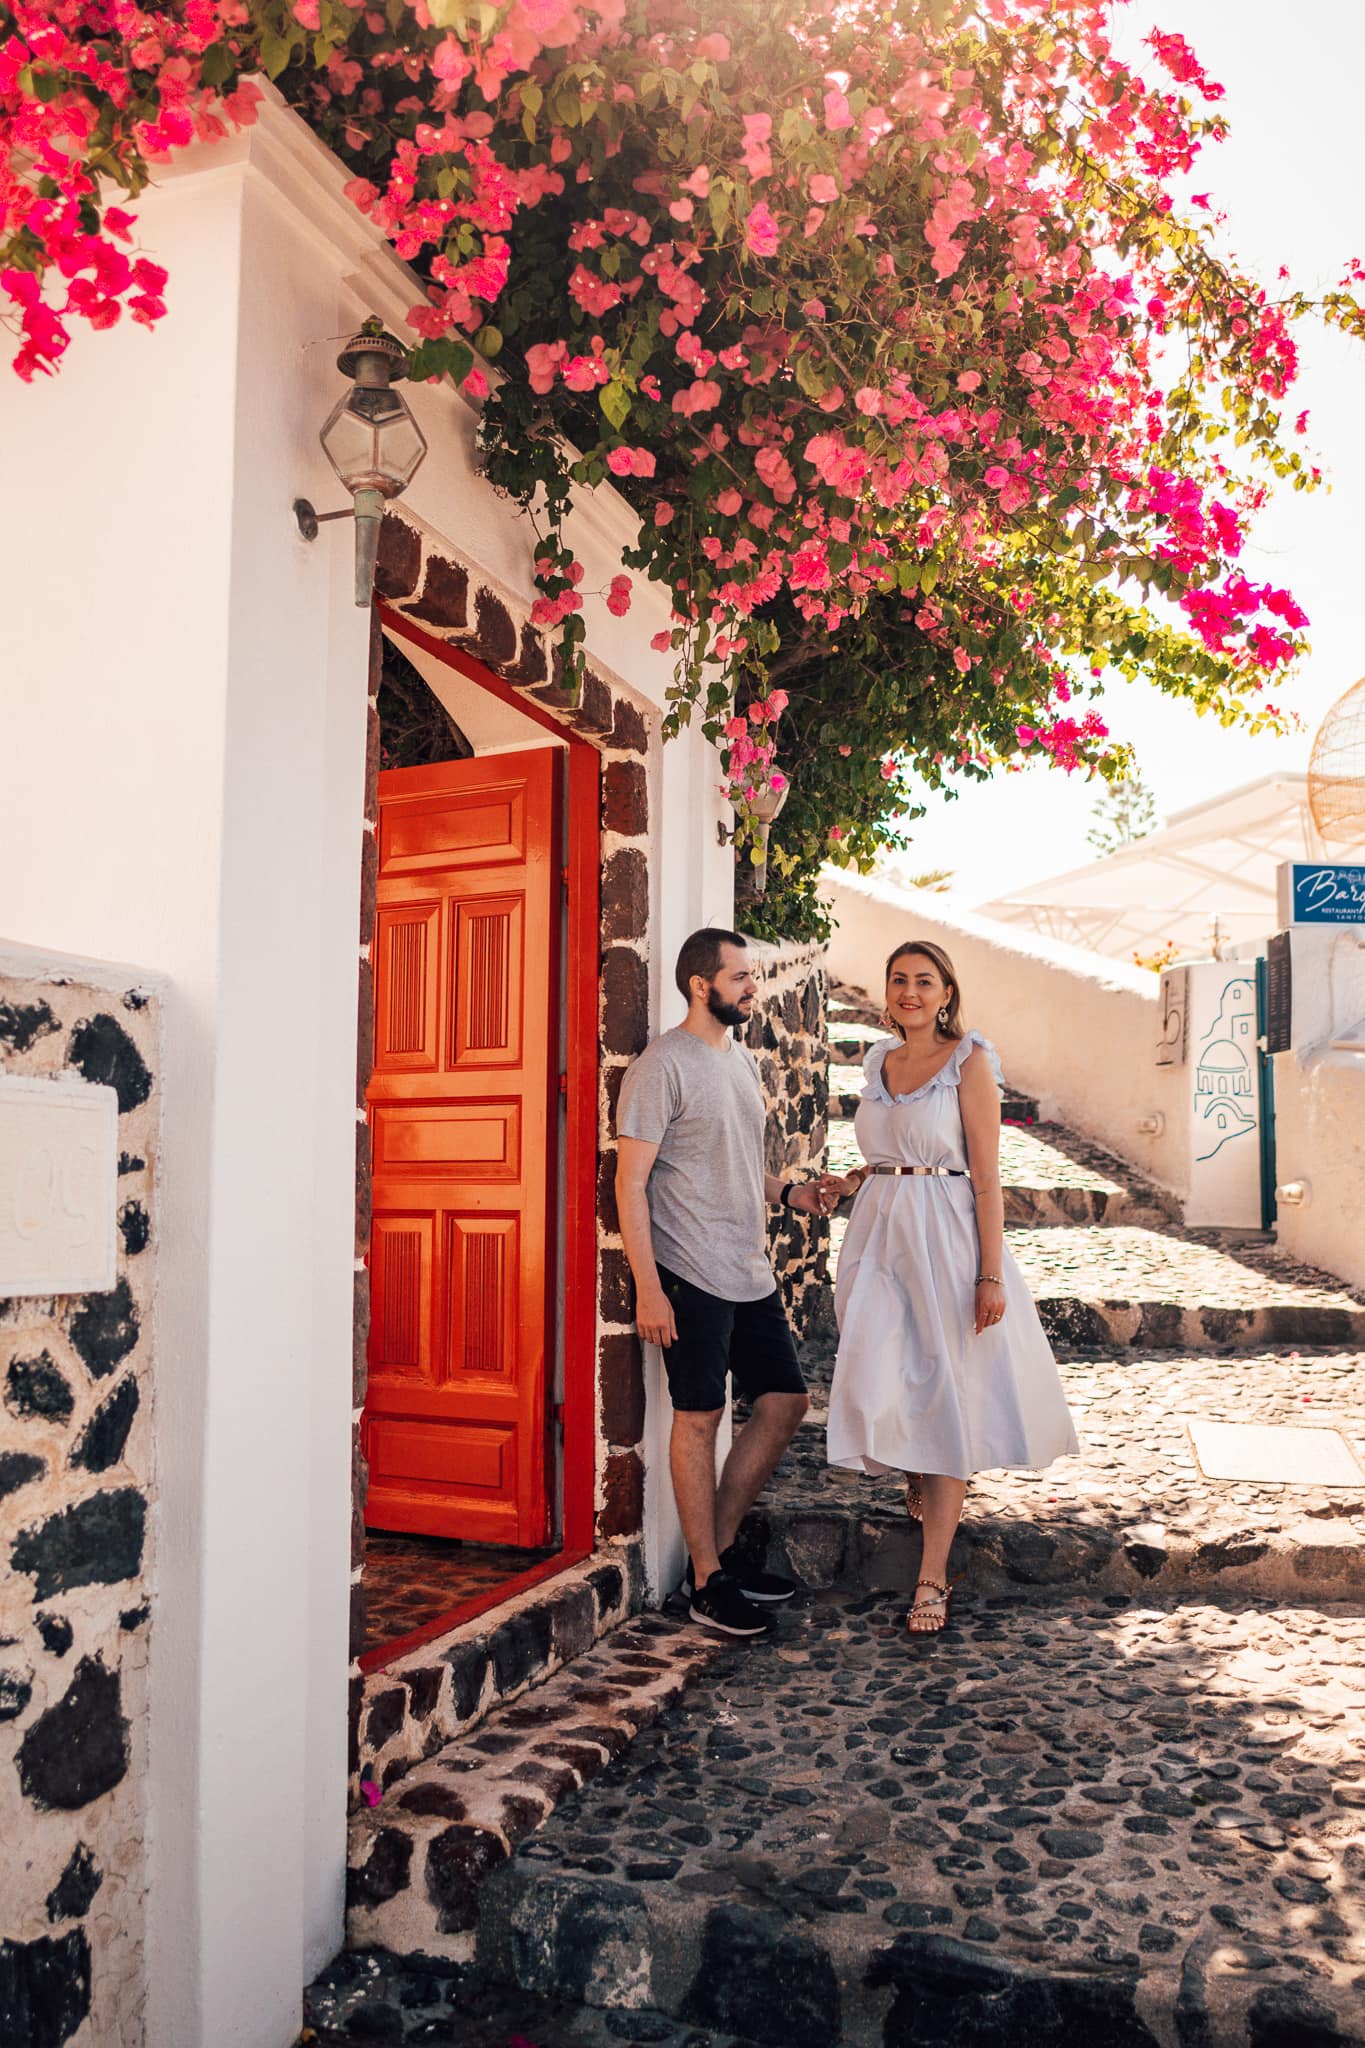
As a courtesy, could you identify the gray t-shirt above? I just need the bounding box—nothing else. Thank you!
[616,1026,774,1303]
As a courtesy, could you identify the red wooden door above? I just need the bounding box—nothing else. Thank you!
[362,748,561,1545]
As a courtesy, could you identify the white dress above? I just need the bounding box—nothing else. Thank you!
[826,1031,1079,1481]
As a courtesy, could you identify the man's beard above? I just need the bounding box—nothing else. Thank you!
[707,985,749,1030]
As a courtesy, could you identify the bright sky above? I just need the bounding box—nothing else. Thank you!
[890,0,1365,903]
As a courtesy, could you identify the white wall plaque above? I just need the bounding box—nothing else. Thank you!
[0,1075,119,1296]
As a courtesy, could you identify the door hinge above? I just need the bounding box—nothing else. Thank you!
[559,1071,569,1095]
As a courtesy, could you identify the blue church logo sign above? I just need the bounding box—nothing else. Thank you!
[1288,864,1365,924]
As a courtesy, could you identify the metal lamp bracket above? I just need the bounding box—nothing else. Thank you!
[293,498,354,542]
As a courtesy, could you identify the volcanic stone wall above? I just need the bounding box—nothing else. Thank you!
[743,938,832,1334]
[0,960,158,2048]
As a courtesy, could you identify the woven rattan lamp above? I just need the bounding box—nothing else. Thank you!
[1308,676,1365,850]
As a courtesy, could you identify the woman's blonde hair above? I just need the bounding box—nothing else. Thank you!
[883,940,964,1041]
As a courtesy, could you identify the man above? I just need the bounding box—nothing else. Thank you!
[615,928,827,1637]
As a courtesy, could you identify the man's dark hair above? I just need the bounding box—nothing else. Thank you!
[675,926,747,1003]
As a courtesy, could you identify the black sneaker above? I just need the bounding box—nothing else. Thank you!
[688,1569,772,1637]
[686,1548,798,1607]
[719,1544,797,1605]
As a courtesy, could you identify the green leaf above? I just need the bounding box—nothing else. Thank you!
[599,381,631,430]
[200,43,235,89]
[260,33,295,80]
[475,325,503,360]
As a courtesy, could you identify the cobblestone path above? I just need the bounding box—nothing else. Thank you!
[306,990,1365,2047]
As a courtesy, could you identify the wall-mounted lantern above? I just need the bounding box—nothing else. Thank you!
[294,319,428,606]
[738,779,790,900]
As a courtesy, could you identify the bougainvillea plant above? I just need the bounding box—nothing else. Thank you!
[5,1,1361,935]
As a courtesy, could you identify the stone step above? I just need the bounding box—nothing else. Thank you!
[1009,1226,1365,1352]
[473,1588,1365,2048]
[766,1345,1365,1602]
[345,1610,725,1967]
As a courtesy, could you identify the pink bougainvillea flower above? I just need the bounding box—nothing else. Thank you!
[808,173,839,204]
[606,573,632,616]
[744,201,781,258]
[823,84,853,130]
[739,113,772,181]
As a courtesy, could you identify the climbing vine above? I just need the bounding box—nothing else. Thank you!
[4,1,1360,933]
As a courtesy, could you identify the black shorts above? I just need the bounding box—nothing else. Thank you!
[656,1264,806,1413]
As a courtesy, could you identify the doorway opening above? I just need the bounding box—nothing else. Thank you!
[357,619,600,1670]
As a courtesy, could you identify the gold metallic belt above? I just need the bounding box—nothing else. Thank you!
[869,1164,969,1177]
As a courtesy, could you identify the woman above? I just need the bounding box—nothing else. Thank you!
[822,941,1078,1634]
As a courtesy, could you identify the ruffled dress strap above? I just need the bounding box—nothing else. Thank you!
[859,1036,904,1104]
[941,1028,1005,1095]
[861,1029,1003,1104]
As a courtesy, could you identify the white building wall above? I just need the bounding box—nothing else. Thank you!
[0,93,729,2048]
[823,870,1193,1198]
[1271,927,1365,1288]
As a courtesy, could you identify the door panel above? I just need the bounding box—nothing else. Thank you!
[363,748,561,1545]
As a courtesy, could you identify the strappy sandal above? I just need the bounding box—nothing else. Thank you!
[907,1577,957,1635]
[904,1475,924,1523]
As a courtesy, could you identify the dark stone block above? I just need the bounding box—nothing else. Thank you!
[70,1377,139,1474]
[596,1150,619,1237]
[491,1605,554,1696]
[399,1783,468,1819]
[18,1657,129,1811]
[598,1245,635,1327]
[501,622,548,687]
[599,1331,645,1446]
[1247,1982,1351,2046]
[66,1279,139,1381]
[0,1663,33,1721]
[67,1014,151,1113]
[601,946,648,1057]
[587,1562,624,1621]
[358,824,379,953]
[869,1932,1160,2048]
[12,1489,145,1600]
[116,1200,150,1256]
[348,1675,363,1778]
[355,1121,372,1249]
[509,1873,649,1998]
[37,1614,73,1658]
[404,551,469,631]
[0,1450,45,1499]
[118,1604,149,1633]
[373,515,423,603]
[365,1687,407,1753]
[6,1352,74,1423]
[801,975,822,1033]
[446,1639,489,1722]
[0,1929,91,2048]
[602,759,648,837]
[403,1666,444,1720]
[0,999,58,1053]
[601,847,648,945]
[547,1583,596,1663]
[611,696,648,753]
[683,1902,841,2047]
[425,1824,505,1932]
[353,1270,370,1406]
[46,1846,102,1923]
[572,668,614,737]
[1195,1532,1269,1574]
[603,1059,628,1127]
[467,589,518,670]
[599,1449,643,1539]
[346,1827,414,1909]
[356,954,374,1111]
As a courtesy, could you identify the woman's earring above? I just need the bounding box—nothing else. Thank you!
[937,1005,950,1029]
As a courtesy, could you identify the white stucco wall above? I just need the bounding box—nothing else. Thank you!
[0,92,729,2048]
[1270,926,1365,1288]
[823,869,1192,1196]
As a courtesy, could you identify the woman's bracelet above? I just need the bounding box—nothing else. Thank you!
[975,1273,1002,1286]
[778,1181,797,1209]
